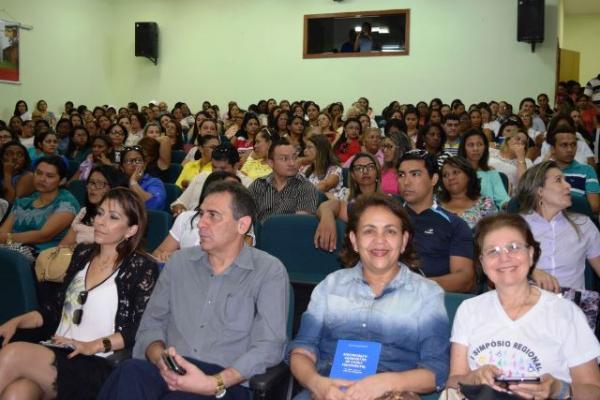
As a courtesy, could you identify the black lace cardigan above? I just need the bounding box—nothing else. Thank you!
[38,244,159,348]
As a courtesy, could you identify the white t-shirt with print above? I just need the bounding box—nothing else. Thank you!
[451,289,600,383]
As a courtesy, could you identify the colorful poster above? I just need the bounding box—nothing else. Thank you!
[0,20,20,84]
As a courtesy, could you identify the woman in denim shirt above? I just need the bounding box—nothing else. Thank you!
[288,193,450,400]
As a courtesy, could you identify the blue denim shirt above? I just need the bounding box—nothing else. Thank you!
[287,263,450,390]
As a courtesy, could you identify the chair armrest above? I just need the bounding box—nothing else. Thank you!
[106,347,133,367]
[249,361,290,393]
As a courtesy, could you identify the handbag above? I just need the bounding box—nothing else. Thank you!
[35,246,74,282]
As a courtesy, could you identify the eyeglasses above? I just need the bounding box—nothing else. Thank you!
[352,163,377,173]
[123,145,143,153]
[72,290,88,325]
[382,144,397,150]
[110,130,125,136]
[481,242,529,260]
[123,157,144,165]
[87,180,108,189]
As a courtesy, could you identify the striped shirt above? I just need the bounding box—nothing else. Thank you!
[584,74,600,107]
[562,160,600,198]
[248,173,319,222]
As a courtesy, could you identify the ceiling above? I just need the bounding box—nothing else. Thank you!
[564,0,600,15]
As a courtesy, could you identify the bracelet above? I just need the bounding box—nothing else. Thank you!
[102,337,112,352]
[6,232,13,245]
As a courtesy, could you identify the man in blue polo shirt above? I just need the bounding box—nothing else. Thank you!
[547,126,600,214]
[397,150,475,292]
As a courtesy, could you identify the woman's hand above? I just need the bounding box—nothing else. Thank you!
[130,165,144,185]
[345,374,391,400]
[98,153,113,166]
[469,364,504,391]
[171,204,186,217]
[309,375,352,400]
[531,269,560,293]
[510,142,526,161]
[0,318,20,346]
[509,373,558,399]
[52,336,101,359]
[3,160,15,177]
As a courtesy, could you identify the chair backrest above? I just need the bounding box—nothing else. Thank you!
[0,248,38,324]
[498,171,509,193]
[444,292,473,326]
[165,163,183,184]
[163,183,183,212]
[257,215,345,285]
[145,210,173,252]
[67,160,80,179]
[171,150,186,164]
[66,179,86,207]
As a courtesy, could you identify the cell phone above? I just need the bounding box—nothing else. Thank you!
[162,353,187,375]
[39,340,75,350]
[494,376,540,387]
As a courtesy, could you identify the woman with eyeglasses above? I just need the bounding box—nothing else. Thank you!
[336,152,381,202]
[107,123,128,164]
[120,146,166,211]
[446,214,600,399]
[516,161,600,293]
[0,156,79,256]
[0,188,159,400]
[59,165,129,248]
[0,141,34,203]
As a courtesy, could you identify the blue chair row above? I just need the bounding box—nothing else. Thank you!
[0,248,38,324]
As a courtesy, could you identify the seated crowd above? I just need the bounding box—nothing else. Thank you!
[0,87,598,399]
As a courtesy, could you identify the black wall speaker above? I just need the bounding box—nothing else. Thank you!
[135,22,158,63]
[517,0,544,43]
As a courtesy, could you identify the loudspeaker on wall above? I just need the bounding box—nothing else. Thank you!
[135,22,159,64]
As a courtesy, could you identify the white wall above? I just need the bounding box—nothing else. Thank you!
[1,0,558,120]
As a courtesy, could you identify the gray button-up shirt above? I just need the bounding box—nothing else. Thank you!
[133,244,290,379]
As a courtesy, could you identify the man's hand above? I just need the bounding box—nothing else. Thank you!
[160,347,216,395]
[314,216,337,252]
[531,269,560,293]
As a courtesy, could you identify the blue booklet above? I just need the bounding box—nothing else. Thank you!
[329,340,381,381]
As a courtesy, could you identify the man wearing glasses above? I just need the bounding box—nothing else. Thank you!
[248,138,319,223]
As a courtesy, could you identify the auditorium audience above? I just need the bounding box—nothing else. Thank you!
[333,117,362,163]
[0,188,159,400]
[289,194,449,399]
[138,136,171,182]
[489,124,532,195]
[302,134,342,196]
[442,114,461,156]
[447,213,600,399]
[381,131,411,195]
[175,135,218,188]
[183,117,219,164]
[72,135,113,181]
[66,126,91,164]
[28,131,60,162]
[416,123,446,159]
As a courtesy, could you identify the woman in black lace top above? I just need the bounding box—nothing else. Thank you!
[0,187,159,399]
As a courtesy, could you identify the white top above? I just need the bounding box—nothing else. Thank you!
[19,136,35,149]
[172,170,253,211]
[54,262,119,357]
[488,148,532,195]
[451,289,600,383]
[125,131,144,146]
[169,210,200,248]
[183,146,198,164]
[483,120,501,136]
[522,211,600,289]
[538,132,595,165]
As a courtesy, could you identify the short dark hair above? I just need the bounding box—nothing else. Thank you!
[0,141,31,171]
[203,181,257,225]
[546,126,576,146]
[442,113,459,124]
[519,97,536,110]
[33,130,57,150]
[398,149,438,178]
[268,137,292,160]
[474,213,541,277]
[212,143,240,166]
[340,193,418,268]
[33,155,68,179]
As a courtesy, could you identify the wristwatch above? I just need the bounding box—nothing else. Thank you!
[102,337,112,352]
[214,373,226,399]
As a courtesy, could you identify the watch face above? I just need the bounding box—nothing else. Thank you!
[215,388,227,399]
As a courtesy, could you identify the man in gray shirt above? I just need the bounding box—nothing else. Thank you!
[99,182,290,400]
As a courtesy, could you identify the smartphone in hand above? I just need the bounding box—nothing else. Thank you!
[162,353,187,375]
[39,340,75,350]
[494,376,540,388]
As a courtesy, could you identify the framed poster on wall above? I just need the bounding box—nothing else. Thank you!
[0,20,20,84]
